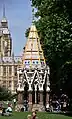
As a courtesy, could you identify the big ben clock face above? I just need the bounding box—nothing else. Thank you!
[3,28,9,35]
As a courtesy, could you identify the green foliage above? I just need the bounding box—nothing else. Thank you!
[25,27,30,38]
[0,87,12,101]
[30,0,72,96]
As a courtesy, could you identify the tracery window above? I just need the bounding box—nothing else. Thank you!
[3,66,6,76]
[9,81,11,87]
[0,67,1,75]
[3,81,6,88]
[14,66,17,76]
[14,81,17,87]
[0,40,1,52]
[9,66,12,75]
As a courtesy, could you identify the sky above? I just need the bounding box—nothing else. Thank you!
[0,0,32,56]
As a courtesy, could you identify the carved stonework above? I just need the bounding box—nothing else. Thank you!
[17,66,50,111]
[28,92,32,104]
[18,92,23,104]
[46,93,49,104]
[15,104,24,112]
[39,92,43,105]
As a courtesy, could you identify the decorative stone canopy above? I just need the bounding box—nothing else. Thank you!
[17,67,50,91]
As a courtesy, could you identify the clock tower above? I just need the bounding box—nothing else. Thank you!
[0,5,12,57]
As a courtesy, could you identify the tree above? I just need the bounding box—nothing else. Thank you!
[29,0,72,96]
[0,87,12,101]
[25,27,30,38]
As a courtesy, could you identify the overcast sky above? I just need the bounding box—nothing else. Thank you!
[0,0,32,56]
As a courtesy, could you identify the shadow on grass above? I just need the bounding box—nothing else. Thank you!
[46,111,72,117]
[62,112,72,117]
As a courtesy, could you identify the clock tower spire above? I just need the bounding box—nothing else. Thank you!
[1,4,8,28]
[3,4,5,18]
[0,5,12,57]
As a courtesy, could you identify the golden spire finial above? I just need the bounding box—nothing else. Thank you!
[32,7,35,24]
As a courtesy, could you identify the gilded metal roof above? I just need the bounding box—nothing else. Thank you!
[22,24,46,68]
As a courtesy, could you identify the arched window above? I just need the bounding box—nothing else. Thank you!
[3,66,6,76]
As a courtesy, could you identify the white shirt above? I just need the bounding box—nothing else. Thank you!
[6,107,12,112]
[13,99,16,103]
[46,104,49,108]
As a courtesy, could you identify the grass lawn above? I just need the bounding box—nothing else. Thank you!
[0,112,72,119]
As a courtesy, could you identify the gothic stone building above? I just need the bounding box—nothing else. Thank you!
[0,9,22,94]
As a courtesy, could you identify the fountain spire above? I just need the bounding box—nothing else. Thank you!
[32,7,35,24]
[3,4,5,18]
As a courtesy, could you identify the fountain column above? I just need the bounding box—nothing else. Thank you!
[28,83,33,111]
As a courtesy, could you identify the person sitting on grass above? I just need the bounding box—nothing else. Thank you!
[32,110,38,119]
[2,104,12,116]
[5,104,12,113]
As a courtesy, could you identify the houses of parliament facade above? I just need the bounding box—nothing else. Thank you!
[0,8,22,94]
